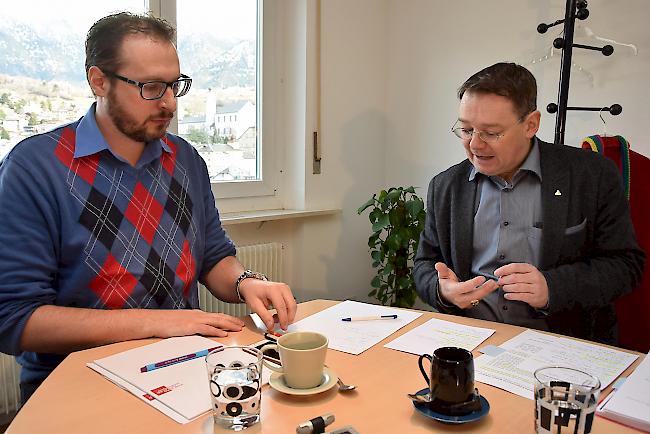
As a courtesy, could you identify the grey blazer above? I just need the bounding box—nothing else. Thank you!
[414,139,645,344]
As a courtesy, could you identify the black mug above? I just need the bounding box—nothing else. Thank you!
[418,347,479,415]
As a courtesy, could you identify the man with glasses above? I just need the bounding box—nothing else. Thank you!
[414,62,644,345]
[0,12,296,404]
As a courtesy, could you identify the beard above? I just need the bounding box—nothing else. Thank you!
[106,87,173,143]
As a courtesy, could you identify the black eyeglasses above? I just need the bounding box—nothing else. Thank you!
[104,71,192,100]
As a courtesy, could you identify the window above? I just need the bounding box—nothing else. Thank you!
[3,0,281,208]
[160,0,279,206]
[0,0,146,161]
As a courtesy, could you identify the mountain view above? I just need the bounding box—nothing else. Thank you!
[0,19,255,88]
[0,16,257,182]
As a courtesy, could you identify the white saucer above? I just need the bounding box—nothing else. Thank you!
[268,366,338,396]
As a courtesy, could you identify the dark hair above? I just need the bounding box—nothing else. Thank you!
[85,12,176,76]
[457,62,537,117]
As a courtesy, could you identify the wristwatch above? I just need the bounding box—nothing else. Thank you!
[235,269,268,303]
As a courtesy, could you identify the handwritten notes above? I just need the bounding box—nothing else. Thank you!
[287,300,422,355]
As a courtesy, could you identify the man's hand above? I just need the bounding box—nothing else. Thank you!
[144,309,245,338]
[238,279,297,331]
[436,262,499,309]
[494,262,549,309]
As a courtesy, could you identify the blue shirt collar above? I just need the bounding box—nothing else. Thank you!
[469,137,542,182]
[74,103,172,160]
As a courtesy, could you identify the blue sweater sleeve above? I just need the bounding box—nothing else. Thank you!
[0,154,60,355]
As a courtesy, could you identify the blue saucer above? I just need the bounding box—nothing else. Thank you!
[411,388,490,424]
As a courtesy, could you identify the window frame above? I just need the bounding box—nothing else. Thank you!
[153,0,282,209]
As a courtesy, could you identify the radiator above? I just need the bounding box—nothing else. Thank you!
[199,242,284,316]
[0,353,21,417]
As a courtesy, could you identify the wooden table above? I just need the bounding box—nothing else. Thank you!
[6,300,642,433]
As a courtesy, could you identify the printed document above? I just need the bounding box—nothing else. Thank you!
[474,329,638,400]
[384,317,495,355]
[88,336,223,423]
[597,352,650,432]
[283,300,422,355]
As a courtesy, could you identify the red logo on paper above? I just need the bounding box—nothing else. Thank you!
[143,393,155,401]
[151,386,172,396]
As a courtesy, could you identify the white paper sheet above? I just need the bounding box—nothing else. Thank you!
[88,362,193,424]
[282,300,422,355]
[597,352,650,432]
[474,329,638,399]
[84,335,280,424]
[384,317,495,355]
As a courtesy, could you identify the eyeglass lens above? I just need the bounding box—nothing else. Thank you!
[141,79,191,99]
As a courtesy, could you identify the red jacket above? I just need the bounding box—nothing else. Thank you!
[582,135,650,352]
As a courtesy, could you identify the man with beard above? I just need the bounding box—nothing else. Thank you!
[0,12,296,405]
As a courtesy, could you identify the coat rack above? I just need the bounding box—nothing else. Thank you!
[537,0,622,144]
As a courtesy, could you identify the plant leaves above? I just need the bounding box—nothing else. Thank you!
[360,186,426,309]
[386,232,401,251]
[369,208,381,224]
[357,196,376,214]
[372,214,390,232]
[387,189,401,202]
[405,199,424,219]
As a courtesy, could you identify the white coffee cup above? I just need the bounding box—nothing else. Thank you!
[260,331,328,389]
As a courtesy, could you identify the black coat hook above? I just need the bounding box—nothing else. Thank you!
[547,103,622,115]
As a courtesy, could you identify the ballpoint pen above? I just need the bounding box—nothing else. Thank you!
[341,314,398,322]
[140,346,222,373]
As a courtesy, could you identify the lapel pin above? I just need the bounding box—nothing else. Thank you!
[554,189,562,196]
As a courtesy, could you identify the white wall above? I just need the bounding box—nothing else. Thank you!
[385,0,650,190]
[225,0,389,303]
[226,0,650,306]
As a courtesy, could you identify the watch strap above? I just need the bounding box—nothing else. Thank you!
[235,270,268,303]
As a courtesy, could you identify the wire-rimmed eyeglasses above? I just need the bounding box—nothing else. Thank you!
[451,116,526,144]
[104,71,192,100]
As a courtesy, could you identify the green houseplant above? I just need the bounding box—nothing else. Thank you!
[357,186,426,308]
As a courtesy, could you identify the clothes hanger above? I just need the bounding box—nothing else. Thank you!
[575,24,638,56]
[599,106,609,137]
[527,45,594,86]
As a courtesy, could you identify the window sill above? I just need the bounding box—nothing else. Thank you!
[220,208,341,226]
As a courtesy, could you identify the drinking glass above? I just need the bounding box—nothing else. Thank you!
[534,366,600,434]
[206,346,263,430]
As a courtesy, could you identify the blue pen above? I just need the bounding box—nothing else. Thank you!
[341,314,398,322]
[140,345,222,373]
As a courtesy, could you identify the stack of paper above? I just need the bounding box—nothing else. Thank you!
[597,353,650,432]
[474,329,638,400]
[88,336,222,424]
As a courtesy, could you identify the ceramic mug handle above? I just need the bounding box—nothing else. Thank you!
[259,344,283,373]
[418,353,433,386]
